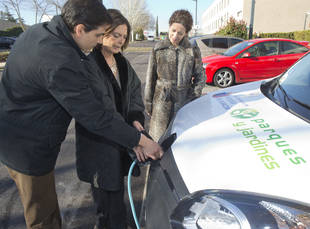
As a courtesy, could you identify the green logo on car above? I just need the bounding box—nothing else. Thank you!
[231,108,259,119]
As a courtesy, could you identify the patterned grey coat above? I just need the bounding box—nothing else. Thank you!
[144,37,205,141]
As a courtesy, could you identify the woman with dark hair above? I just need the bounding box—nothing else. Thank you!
[144,9,205,141]
[75,9,147,229]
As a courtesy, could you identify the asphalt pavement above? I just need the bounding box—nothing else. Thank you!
[0,40,219,229]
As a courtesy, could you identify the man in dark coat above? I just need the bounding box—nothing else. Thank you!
[0,0,163,228]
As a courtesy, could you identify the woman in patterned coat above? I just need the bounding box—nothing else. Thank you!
[144,9,205,141]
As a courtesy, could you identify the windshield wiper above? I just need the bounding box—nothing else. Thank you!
[275,79,310,110]
[276,79,290,109]
[292,98,310,110]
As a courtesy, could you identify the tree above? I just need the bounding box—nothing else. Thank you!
[28,0,53,24]
[1,5,17,22]
[47,0,65,15]
[216,17,247,39]
[148,14,155,31]
[2,0,26,31]
[155,16,159,38]
[112,0,152,40]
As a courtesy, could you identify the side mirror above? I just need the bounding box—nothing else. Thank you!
[242,52,251,58]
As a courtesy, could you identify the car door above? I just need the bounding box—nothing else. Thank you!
[237,41,279,81]
[276,41,309,74]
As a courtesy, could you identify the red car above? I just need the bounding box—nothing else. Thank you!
[202,38,310,87]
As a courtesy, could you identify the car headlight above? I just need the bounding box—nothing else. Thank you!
[203,63,208,69]
[170,190,310,229]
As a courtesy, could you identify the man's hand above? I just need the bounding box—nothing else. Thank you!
[138,134,164,160]
[133,145,147,162]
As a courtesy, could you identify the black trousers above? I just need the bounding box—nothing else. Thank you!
[91,183,127,229]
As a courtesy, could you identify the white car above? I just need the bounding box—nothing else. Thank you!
[147,35,154,41]
[143,51,310,229]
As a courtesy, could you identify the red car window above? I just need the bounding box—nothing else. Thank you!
[280,41,309,55]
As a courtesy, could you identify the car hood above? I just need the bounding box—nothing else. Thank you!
[171,80,310,204]
[202,54,231,62]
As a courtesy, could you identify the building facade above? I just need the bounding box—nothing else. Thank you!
[201,0,310,34]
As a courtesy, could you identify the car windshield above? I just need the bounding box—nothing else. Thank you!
[262,52,310,122]
[223,41,254,56]
[278,52,310,108]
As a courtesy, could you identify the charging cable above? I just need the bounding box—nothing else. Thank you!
[127,132,176,229]
[128,159,140,229]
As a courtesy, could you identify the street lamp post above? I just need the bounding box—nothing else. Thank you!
[304,12,310,30]
[192,0,197,35]
[248,0,255,39]
[193,0,197,26]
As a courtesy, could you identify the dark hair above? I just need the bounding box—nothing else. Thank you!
[169,9,193,33]
[61,0,112,33]
[103,9,131,50]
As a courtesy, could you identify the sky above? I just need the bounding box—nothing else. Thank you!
[143,0,214,32]
[18,0,215,33]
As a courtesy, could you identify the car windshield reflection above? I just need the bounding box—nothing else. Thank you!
[223,41,254,56]
[279,52,310,107]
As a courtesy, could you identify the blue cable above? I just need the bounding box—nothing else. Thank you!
[128,159,140,229]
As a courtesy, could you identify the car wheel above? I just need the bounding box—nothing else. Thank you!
[213,68,234,88]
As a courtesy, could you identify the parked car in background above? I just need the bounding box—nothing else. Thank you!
[190,35,244,57]
[144,51,310,229]
[0,36,16,49]
[202,38,310,87]
[147,35,155,41]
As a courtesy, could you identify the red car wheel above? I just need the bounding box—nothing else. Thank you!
[214,68,234,88]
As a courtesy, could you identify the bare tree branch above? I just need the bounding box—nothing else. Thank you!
[148,14,155,30]
[112,0,152,40]
[2,0,26,31]
[46,0,65,15]
[28,0,53,24]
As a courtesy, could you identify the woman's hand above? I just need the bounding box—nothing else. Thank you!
[133,121,144,131]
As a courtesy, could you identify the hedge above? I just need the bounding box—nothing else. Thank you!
[0,51,9,63]
[294,30,310,42]
[255,30,310,42]
[0,26,24,37]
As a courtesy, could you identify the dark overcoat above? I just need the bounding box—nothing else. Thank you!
[75,49,145,190]
[0,16,141,176]
[144,37,205,141]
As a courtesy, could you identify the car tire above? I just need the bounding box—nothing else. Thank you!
[213,68,234,88]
